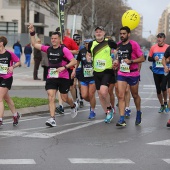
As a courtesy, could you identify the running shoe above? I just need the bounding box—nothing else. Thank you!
[158,106,165,113]
[56,105,64,114]
[164,104,169,113]
[104,109,114,123]
[71,103,78,118]
[45,118,56,127]
[80,101,84,108]
[13,112,21,126]
[167,119,170,127]
[116,119,126,127]
[88,111,96,119]
[135,111,142,125]
[124,108,131,118]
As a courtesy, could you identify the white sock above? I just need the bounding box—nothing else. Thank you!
[13,112,17,117]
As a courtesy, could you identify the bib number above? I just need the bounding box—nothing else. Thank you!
[95,59,106,70]
[120,63,130,73]
[49,68,59,78]
[83,67,93,77]
[0,63,8,74]
[156,60,163,68]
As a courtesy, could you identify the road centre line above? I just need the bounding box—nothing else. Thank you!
[0,159,36,164]
[68,158,135,164]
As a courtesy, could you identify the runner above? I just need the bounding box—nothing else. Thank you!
[148,33,169,113]
[0,36,21,127]
[28,24,78,127]
[87,26,117,123]
[76,38,96,119]
[73,34,84,108]
[56,28,79,114]
[113,26,145,127]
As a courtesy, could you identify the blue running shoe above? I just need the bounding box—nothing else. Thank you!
[124,109,131,118]
[104,109,113,123]
[164,104,169,113]
[135,111,142,125]
[88,111,96,119]
[116,119,126,127]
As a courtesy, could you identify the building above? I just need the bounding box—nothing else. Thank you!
[0,0,59,46]
[157,3,170,37]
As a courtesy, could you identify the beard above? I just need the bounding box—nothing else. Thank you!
[120,36,128,42]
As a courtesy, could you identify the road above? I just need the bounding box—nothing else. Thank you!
[0,61,170,170]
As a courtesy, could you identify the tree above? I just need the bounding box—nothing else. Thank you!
[29,0,130,39]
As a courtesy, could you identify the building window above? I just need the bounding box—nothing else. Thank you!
[0,22,18,33]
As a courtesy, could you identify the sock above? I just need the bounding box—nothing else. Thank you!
[13,112,17,117]
[125,107,130,110]
[137,110,141,114]
[120,116,124,121]
[107,106,112,110]
[164,102,167,105]
[51,116,55,120]
[0,118,2,121]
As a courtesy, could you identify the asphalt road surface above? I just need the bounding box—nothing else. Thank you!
[0,61,170,170]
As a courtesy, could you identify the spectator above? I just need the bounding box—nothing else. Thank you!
[41,43,50,81]
[33,38,42,80]
[13,40,22,66]
[24,43,32,67]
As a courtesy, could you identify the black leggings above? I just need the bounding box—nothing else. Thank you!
[153,73,167,94]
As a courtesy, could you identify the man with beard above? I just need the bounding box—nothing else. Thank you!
[87,26,117,123]
[113,26,145,127]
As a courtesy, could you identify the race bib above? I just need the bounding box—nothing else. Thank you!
[156,60,163,68]
[0,63,8,74]
[120,63,130,73]
[95,59,106,70]
[49,68,59,78]
[83,67,93,77]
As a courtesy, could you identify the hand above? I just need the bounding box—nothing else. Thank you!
[124,59,131,64]
[113,60,118,69]
[28,23,35,33]
[164,66,169,73]
[56,67,65,73]
[71,70,76,79]
[8,66,14,73]
[154,56,159,61]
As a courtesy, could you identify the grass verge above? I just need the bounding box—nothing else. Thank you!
[4,97,50,110]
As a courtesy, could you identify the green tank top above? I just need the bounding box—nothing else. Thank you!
[91,40,112,72]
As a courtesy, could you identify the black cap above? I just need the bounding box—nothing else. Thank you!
[95,26,105,31]
[73,34,81,40]
[157,33,166,38]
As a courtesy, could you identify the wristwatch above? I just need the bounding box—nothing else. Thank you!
[131,60,134,64]
[64,65,68,69]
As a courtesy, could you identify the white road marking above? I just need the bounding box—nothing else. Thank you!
[0,120,103,139]
[163,159,170,164]
[68,158,135,164]
[0,159,36,164]
[147,139,170,146]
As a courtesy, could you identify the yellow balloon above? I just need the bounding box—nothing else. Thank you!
[122,10,140,30]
